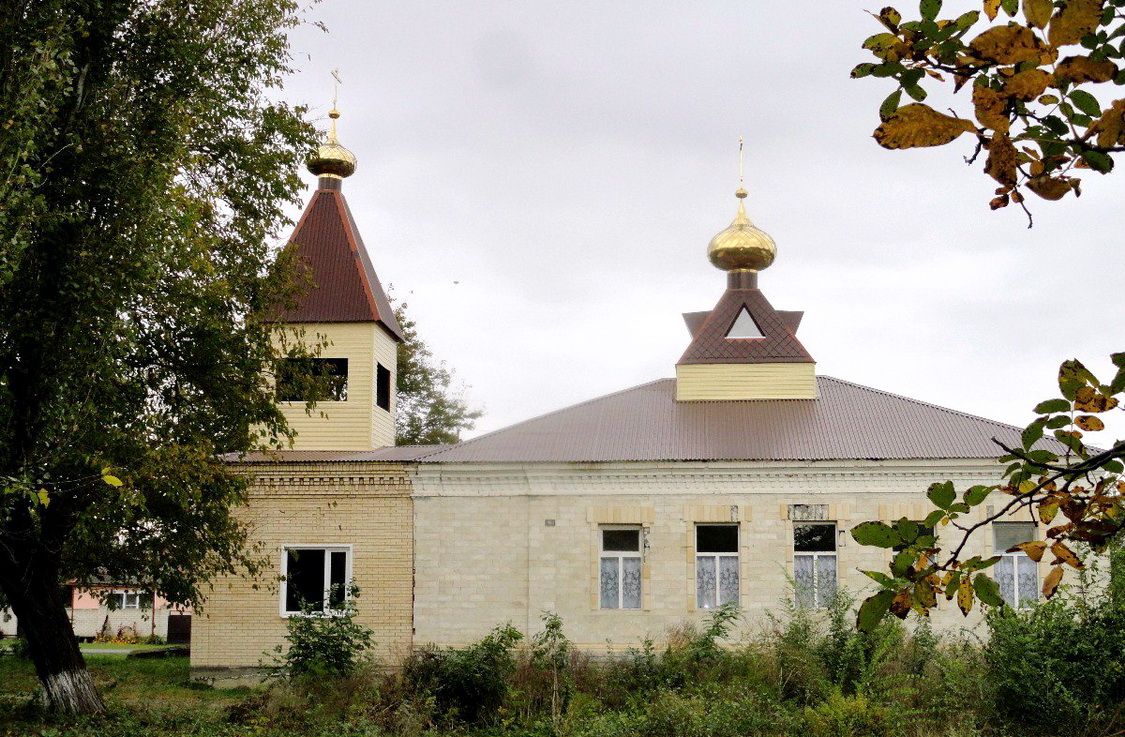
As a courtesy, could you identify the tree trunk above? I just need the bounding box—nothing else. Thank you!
[2,578,105,715]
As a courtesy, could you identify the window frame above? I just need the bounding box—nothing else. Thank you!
[279,544,354,617]
[994,522,1038,609]
[695,523,740,610]
[793,521,838,609]
[109,590,141,610]
[599,525,643,610]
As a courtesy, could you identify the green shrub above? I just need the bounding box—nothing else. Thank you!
[271,585,374,679]
[803,691,907,737]
[985,592,1125,736]
[401,622,523,726]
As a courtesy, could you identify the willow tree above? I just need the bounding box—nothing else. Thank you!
[0,0,312,713]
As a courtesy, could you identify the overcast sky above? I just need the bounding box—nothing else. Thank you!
[279,1,1125,438]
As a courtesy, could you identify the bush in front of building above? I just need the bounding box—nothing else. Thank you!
[400,622,523,726]
[985,580,1125,736]
[270,585,374,679]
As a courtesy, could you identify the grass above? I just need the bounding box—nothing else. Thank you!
[78,643,177,654]
[0,655,252,736]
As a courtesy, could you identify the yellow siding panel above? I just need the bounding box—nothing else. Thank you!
[278,323,377,450]
[675,363,817,401]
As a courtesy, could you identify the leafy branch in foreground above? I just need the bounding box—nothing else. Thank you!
[854,0,1125,225]
[853,352,1125,631]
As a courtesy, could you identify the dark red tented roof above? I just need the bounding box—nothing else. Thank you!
[678,287,813,365]
[276,181,403,341]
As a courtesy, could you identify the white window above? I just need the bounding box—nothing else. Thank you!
[697,524,739,609]
[726,306,764,339]
[794,522,837,608]
[600,527,642,609]
[109,591,141,610]
[281,545,352,615]
[994,522,1038,608]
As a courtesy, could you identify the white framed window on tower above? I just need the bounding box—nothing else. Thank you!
[793,522,837,608]
[599,527,642,610]
[696,524,740,609]
[280,544,353,616]
[994,522,1038,609]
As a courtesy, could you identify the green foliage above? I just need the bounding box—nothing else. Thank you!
[803,692,905,737]
[401,622,524,726]
[271,586,374,679]
[985,588,1125,735]
[851,354,1124,630]
[855,0,1125,218]
[392,296,483,445]
[0,0,316,711]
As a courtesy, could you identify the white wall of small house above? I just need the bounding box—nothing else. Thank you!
[411,459,1038,650]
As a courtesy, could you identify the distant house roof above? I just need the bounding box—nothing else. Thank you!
[276,179,403,341]
[415,376,1043,463]
[229,445,448,464]
[678,287,813,365]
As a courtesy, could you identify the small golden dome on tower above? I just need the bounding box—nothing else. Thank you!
[707,186,776,272]
[307,109,357,179]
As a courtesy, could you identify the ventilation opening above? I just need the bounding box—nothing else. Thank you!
[725,306,763,339]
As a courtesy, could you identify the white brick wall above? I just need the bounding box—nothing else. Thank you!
[412,459,1016,648]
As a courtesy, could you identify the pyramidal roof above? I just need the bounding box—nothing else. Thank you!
[277,179,403,341]
[678,281,813,365]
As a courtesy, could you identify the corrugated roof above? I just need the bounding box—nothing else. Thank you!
[419,376,1048,463]
[228,445,449,464]
[678,287,814,365]
[276,179,403,341]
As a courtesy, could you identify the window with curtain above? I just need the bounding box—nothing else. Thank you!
[794,522,837,608]
[994,522,1038,608]
[600,527,642,609]
[697,524,739,609]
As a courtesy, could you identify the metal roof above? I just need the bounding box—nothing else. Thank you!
[275,179,403,341]
[228,445,448,464]
[417,376,1044,463]
[678,287,814,365]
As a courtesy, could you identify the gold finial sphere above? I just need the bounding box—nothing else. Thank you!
[707,188,776,272]
[307,81,357,179]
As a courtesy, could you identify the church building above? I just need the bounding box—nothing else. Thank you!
[190,112,1045,682]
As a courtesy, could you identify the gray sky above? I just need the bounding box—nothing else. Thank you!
[280,1,1125,438]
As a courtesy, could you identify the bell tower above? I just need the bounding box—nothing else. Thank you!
[274,98,403,449]
[675,140,816,401]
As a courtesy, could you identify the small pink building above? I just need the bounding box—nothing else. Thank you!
[1,585,192,643]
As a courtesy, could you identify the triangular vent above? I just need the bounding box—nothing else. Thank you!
[726,306,763,339]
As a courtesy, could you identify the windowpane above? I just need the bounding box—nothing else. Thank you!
[599,557,619,609]
[602,529,640,552]
[794,555,815,608]
[286,549,326,612]
[376,363,391,411]
[726,306,764,339]
[996,555,1015,606]
[329,551,347,608]
[719,556,740,605]
[816,555,837,606]
[696,556,717,609]
[994,522,1037,552]
[794,523,836,552]
[697,525,738,553]
[1017,555,1038,608]
[276,358,349,402]
[622,557,642,609]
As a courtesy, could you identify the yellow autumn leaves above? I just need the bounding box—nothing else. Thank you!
[863,0,1123,210]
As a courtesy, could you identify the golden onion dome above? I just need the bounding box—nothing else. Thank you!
[307,109,357,179]
[707,186,776,272]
